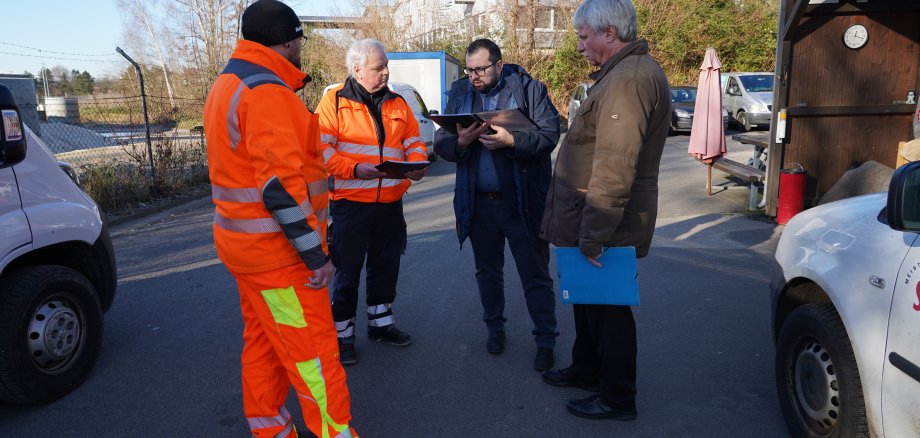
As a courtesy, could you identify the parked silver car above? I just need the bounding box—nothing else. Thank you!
[720,72,774,132]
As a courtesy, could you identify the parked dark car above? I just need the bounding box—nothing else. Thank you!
[669,86,728,134]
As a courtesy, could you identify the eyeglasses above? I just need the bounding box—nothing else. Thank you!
[464,62,496,76]
[301,35,308,45]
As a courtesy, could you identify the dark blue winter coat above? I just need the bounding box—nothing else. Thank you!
[434,64,560,244]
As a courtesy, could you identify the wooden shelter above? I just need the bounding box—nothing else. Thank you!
[765,0,920,215]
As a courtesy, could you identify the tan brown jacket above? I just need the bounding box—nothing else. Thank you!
[540,40,670,258]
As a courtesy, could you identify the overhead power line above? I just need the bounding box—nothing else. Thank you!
[0,40,119,57]
[0,50,125,64]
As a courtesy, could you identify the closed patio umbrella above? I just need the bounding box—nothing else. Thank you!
[688,47,727,195]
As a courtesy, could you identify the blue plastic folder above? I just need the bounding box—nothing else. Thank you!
[555,247,639,305]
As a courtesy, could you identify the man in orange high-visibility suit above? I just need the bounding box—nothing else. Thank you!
[203,1,357,437]
[317,39,428,366]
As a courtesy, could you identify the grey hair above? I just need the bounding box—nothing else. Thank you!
[346,39,386,76]
[572,0,637,42]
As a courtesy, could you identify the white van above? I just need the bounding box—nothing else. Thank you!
[322,82,438,161]
[0,84,117,404]
[720,72,774,132]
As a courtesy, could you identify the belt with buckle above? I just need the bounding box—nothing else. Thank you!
[476,191,503,200]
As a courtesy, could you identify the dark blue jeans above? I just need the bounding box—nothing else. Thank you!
[468,194,557,348]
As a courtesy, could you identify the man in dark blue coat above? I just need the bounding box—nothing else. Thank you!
[434,39,561,371]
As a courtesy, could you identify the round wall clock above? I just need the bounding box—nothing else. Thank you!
[843,24,868,49]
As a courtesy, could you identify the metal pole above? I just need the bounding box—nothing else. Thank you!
[116,46,158,196]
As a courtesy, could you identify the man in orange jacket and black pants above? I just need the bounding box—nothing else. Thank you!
[204,1,356,437]
[317,39,428,366]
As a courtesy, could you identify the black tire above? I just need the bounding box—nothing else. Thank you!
[775,303,869,438]
[0,266,104,404]
[737,110,751,132]
[428,151,439,163]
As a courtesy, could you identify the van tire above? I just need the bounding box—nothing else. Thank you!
[0,266,104,404]
[775,303,869,437]
[737,110,751,132]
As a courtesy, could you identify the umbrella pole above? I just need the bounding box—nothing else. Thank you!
[708,163,712,196]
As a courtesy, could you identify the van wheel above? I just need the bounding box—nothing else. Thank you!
[737,111,751,132]
[428,151,439,163]
[0,266,104,404]
[775,303,869,437]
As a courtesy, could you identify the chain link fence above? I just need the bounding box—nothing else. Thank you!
[32,95,209,213]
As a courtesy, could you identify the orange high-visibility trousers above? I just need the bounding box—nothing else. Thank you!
[234,263,357,438]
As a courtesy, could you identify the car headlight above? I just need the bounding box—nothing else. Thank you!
[675,109,691,118]
[753,102,768,112]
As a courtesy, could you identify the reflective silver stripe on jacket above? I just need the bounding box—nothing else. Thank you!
[214,213,281,233]
[333,178,402,190]
[320,134,337,144]
[227,83,245,150]
[273,199,313,225]
[211,184,261,203]
[246,406,292,431]
[406,147,426,157]
[336,142,378,156]
[290,231,321,253]
[403,136,423,147]
[308,179,329,198]
[323,147,335,164]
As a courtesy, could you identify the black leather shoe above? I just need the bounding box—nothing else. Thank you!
[486,331,505,355]
[534,347,554,371]
[565,394,637,421]
[542,366,600,392]
[338,339,356,366]
[368,325,413,346]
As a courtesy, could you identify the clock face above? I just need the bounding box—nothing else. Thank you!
[843,24,868,49]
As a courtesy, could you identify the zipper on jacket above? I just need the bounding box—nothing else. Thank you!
[368,109,384,202]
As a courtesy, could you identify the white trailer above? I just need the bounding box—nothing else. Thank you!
[386,51,461,115]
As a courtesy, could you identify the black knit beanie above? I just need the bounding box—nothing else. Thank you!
[241,0,303,47]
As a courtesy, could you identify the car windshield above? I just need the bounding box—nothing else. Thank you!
[739,75,773,92]
[670,88,697,103]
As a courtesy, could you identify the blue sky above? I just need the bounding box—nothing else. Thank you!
[0,0,338,78]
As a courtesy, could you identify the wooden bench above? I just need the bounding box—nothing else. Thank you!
[707,157,766,210]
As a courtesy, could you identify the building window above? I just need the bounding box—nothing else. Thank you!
[535,7,554,30]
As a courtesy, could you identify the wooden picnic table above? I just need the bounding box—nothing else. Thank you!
[732,131,770,149]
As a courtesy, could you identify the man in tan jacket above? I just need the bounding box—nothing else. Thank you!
[539,0,670,421]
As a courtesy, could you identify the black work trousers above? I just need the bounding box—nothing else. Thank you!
[570,303,637,409]
[468,194,557,348]
[330,199,407,334]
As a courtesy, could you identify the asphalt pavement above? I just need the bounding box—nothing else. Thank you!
[0,130,791,437]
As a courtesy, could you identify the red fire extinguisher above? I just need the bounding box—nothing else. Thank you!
[777,163,806,225]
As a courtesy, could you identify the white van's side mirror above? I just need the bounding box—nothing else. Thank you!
[0,84,27,169]
[887,161,920,232]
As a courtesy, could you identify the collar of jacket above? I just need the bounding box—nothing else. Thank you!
[589,39,650,82]
[230,40,312,91]
[337,76,400,105]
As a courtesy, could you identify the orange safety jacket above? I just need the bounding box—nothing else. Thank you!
[204,40,329,274]
[316,80,428,203]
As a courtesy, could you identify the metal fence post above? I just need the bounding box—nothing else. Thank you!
[116,47,158,196]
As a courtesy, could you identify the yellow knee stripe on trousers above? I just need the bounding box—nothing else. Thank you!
[261,286,308,328]
[296,358,351,438]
